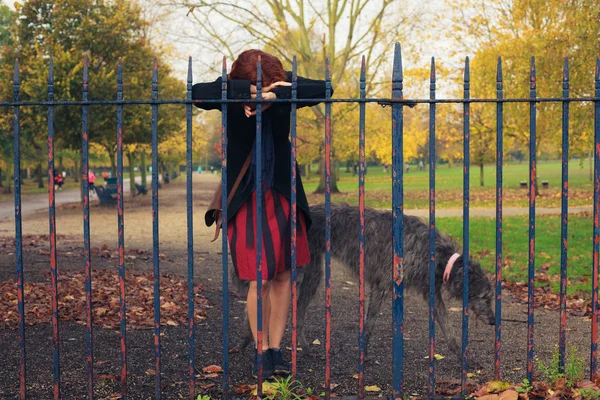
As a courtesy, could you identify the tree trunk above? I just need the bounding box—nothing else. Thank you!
[314,156,340,194]
[140,151,147,187]
[480,162,484,187]
[73,157,80,183]
[127,152,136,197]
[4,162,13,194]
[590,150,593,182]
[109,151,116,177]
[26,167,31,180]
[36,163,44,189]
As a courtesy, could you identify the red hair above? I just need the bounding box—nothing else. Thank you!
[229,49,287,87]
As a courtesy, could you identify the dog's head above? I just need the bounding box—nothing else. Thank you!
[445,256,495,326]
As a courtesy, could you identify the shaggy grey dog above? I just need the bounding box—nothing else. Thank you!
[234,203,495,360]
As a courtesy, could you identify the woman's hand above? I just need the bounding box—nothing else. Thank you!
[244,102,272,117]
[245,81,291,117]
[249,81,291,95]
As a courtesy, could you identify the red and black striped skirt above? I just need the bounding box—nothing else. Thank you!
[227,189,311,281]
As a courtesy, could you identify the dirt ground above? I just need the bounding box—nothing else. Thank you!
[0,173,595,399]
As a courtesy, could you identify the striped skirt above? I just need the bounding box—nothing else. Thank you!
[227,189,311,281]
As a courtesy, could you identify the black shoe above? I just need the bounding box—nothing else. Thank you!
[252,349,274,380]
[269,348,291,376]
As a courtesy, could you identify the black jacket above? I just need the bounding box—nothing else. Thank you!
[192,72,332,229]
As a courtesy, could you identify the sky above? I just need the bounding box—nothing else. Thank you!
[2,0,469,98]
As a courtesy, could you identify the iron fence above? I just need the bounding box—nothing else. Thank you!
[2,42,600,399]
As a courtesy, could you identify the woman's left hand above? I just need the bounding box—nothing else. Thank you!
[244,92,277,117]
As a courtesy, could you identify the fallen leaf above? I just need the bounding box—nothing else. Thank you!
[145,369,155,376]
[434,353,445,360]
[499,389,519,400]
[365,385,381,392]
[252,382,279,396]
[202,365,223,374]
[449,307,462,312]
[232,383,255,395]
[312,339,321,345]
[352,374,359,379]
[467,373,476,378]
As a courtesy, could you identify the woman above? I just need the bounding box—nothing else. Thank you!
[88,170,96,194]
[193,49,331,379]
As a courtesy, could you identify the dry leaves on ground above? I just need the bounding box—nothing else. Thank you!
[0,269,209,329]
[504,276,590,317]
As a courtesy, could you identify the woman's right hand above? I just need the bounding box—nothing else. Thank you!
[249,81,291,95]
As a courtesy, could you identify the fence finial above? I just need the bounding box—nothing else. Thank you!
[393,43,403,91]
[496,57,503,87]
[187,56,192,87]
[14,58,19,88]
[48,58,54,86]
[530,56,536,92]
[117,58,123,88]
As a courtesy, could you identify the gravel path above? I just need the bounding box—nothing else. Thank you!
[0,173,595,399]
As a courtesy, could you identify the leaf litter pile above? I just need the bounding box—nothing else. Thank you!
[0,269,209,329]
[434,376,600,399]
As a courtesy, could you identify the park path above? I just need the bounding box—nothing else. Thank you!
[0,176,144,221]
[0,172,592,222]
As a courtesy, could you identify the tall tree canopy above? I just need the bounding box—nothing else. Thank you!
[166,0,424,192]
[0,0,185,187]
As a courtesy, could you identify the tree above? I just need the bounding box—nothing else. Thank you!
[448,0,600,189]
[0,0,184,198]
[0,4,14,192]
[162,0,423,193]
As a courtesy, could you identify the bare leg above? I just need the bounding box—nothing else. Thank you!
[268,269,291,349]
[247,280,272,350]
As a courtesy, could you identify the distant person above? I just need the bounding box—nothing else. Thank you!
[405,163,410,173]
[383,164,388,173]
[418,160,424,171]
[54,170,64,192]
[102,171,109,182]
[210,166,215,174]
[88,170,96,194]
[197,166,203,174]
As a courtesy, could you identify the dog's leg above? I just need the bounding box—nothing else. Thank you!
[239,307,254,350]
[433,293,461,360]
[364,285,388,357]
[296,254,323,351]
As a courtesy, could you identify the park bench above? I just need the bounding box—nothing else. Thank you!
[97,177,118,206]
[135,183,148,196]
[520,180,549,189]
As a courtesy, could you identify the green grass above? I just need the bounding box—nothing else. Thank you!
[303,160,594,209]
[436,213,593,296]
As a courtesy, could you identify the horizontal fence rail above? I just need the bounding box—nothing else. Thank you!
[3,44,600,399]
